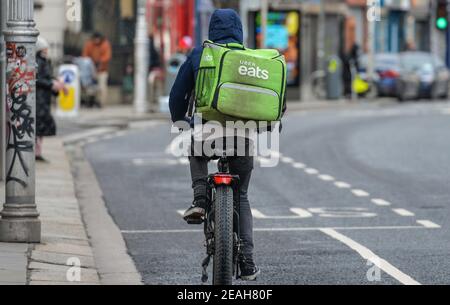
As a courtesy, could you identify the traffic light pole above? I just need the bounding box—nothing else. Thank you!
[0,0,41,243]
[447,0,450,68]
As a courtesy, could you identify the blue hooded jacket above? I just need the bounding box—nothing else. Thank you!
[169,9,243,123]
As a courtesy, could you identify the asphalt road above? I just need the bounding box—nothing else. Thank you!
[84,101,450,285]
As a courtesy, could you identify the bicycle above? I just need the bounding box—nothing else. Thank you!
[196,150,242,285]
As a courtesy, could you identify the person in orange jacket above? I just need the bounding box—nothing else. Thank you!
[82,32,112,108]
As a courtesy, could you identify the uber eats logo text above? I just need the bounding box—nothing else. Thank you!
[238,60,269,80]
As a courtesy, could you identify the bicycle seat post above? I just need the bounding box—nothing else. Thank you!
[217,156,229,173]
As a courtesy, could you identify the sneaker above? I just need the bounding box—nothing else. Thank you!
[35,156,49,163]
[183,198,206,225]
[239,256,260,281]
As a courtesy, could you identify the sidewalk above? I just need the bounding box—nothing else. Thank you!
[0,138,100,285]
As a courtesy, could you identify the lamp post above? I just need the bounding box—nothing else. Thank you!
[0,0,41,243]
[134,0,150,114]
[0,0,7,182]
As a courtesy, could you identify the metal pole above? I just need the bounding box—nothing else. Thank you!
[1,0,7,181]
[261,0,268,48]
[431,0,438,57]
[367,9,375,89]
[0,0,41,243]
[134,0,150,114]
[317,0,326,72]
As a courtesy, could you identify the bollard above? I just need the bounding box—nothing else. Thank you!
[0,0,41,243]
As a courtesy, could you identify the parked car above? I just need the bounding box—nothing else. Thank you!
[359,53,401,97]
[399,52,450,100]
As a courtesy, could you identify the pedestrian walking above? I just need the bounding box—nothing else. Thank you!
[82,32,112,108]
[35,37,66,162]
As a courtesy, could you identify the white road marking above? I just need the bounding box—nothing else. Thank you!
[417,220,441,228]
[292,162,306,169]
[289,208,313,218]
[321,228,421,285]
[371,199,392,207]
[305,168,319,175]
[178,158,190,165]
[121,224,436,235]
[334,181,352,189]
[133,159,145,166]
[392,208,415,217]
[251,209,268,219]
[308,207,376,218]
[251,208,306,219]
[132,158,179,166]
[352,189,370,197]
[62,127,117,144]
[281,157,294,164]
[319,175,335,182]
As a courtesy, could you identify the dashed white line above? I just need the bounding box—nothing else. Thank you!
[321,228,421,285]
[351,189,370,197]
[305,168,319,175]
[281,157,294,164]
[392,208,415,217]
[417,220,441,228]
[334,181,352,189]
[292,162,306,169]
[320,175,335,181]
[371,199,392,207]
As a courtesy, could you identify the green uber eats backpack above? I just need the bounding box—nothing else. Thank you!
[194,40,287,124]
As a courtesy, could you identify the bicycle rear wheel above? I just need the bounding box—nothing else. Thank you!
[213,185,234,285]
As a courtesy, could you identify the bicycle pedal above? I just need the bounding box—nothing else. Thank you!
[186,218,204,225]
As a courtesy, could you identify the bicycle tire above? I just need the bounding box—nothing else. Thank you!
[212,185,234,285]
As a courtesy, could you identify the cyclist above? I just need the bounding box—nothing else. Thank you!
[169,9,261,281]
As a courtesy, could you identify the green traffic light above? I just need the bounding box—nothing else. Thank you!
[436,17,448,30]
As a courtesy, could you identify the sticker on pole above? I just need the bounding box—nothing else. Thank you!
[57,64,80,118]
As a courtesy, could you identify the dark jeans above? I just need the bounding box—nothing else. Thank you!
[189,139,255,257]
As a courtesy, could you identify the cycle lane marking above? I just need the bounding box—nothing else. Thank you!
[372,199,391,206]
[121,222,438,235]
[279,154,440,226]
[351,189,370,197]
[392,208,415,217]
[416,220,441,228]
[320,228,421,285]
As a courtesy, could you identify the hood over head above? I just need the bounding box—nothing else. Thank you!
[208,9,243,44]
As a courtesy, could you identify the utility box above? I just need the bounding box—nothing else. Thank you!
[56,64,80,118]
[326,55,343,100]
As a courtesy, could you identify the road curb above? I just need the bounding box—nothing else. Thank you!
[66,141,143,285]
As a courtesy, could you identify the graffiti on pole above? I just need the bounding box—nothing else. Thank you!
[5,42,35,188]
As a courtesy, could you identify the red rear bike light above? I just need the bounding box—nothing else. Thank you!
[213,175,233,185]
